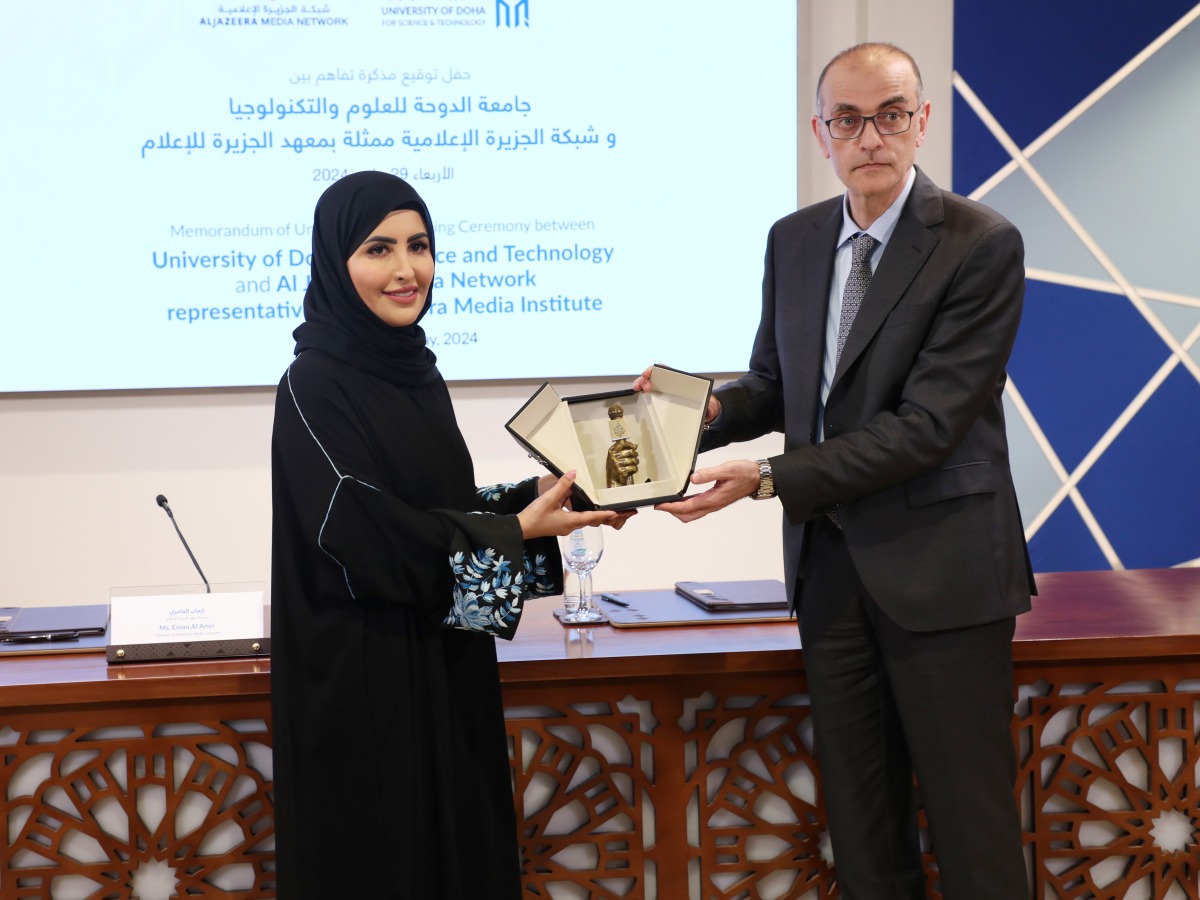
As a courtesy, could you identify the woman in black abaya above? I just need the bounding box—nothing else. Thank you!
[270,170,618,898]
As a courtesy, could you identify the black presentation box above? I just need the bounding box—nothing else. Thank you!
[505,364,713,511]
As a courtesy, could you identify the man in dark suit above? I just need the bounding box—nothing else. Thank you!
[637,43,1033,897]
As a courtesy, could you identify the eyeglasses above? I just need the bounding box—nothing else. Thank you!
[822,110,916,141]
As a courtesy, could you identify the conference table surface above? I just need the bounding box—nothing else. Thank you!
[1,567,1198,705]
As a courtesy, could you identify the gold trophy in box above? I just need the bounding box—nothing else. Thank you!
[505,365,715,509]
[605,402,640,487]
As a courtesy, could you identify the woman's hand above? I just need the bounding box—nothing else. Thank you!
[518,471,620,539]
[534,471,638,530]
[608,508,638,530]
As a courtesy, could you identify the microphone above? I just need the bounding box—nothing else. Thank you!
[156,494,211,593]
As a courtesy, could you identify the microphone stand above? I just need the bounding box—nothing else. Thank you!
[156,495,211,593]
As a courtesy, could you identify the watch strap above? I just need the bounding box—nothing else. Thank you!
[752,458,775,500]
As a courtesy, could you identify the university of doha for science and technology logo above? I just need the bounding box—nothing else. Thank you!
[495,0,529,27]
[375,1,529,28]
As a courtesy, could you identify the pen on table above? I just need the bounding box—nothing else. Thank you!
[0,632,81,644]
[599,593,630,607]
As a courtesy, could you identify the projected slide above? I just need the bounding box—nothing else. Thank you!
[0,2,797,391]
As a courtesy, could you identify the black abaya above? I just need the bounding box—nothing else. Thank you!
[271,350,558,898]
[269,172,559,898]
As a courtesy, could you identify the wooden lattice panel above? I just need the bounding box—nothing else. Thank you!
[510,698,655,898]
[503,678,958,900]
[683,691,834,899]
[0,719,275,898]
[1017,676,1200,899]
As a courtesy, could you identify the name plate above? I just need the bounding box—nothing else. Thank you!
[107,583,269,663]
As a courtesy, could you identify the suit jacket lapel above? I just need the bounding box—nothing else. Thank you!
[786,202,841,441]
[835,169,943,383]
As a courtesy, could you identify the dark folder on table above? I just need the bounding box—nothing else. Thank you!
[674,579,790,612]
[597,580,792,628]
[0,605,109,640]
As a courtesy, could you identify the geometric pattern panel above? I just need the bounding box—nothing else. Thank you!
[9,645,1200,899]
[997,20,1200,301]
[1002,392,1061,530]
[1028,498,1112,575]
[974,168,1111,283]
[510,699,655,899]
[950,89,1011,206]
[506,663,1200,899]
[951,1,1199,165]
[955,1,1200,571]
[506,681,962,900]
[1016,676,1200,898]
[1008,280,1165,472]
[1146,299,1200,346]
[0,720,275,899]
[1079,368,1200,568]
[682,692,835,899]
[976,18,1200,298]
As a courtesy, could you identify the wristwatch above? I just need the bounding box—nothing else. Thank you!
[752,458,776,500]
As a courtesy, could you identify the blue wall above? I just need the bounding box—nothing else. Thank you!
[953,2,1200,571]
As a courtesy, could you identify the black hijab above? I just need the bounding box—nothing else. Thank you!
[293,171,440,386]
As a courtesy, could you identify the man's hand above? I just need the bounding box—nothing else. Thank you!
[654,459,761,523]
[632,365,721,423]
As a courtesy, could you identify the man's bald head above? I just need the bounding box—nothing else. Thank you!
[815,43,924,115]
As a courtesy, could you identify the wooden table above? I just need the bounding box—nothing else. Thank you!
[1,568,1197,898]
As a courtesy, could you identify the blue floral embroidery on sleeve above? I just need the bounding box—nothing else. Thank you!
[524,552,557,596]
[443,547,526,634]
[476,482,521,504]
[442,549,558,633]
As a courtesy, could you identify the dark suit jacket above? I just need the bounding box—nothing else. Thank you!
[705,168,1035,631]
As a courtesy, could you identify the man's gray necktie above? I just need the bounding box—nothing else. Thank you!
[836,232,879,364]
[826,231,878,528]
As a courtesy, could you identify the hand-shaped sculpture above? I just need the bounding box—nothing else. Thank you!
[605,403,640,487]
[606,438,640,487]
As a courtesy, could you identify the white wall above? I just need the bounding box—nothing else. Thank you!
[0,1,953,609]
